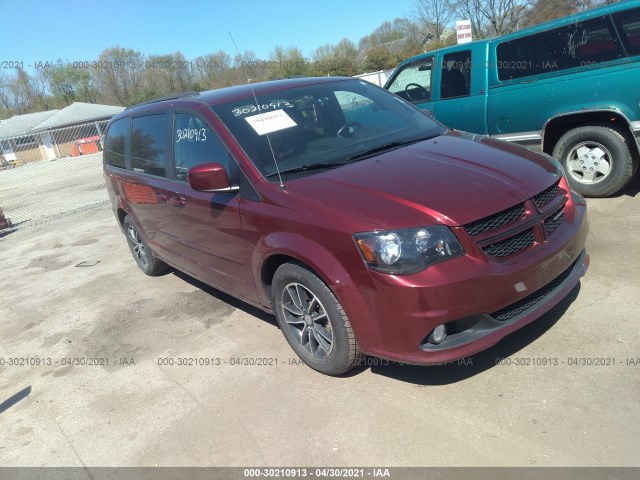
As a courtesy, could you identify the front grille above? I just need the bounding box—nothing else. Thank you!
[491,255,580,321]
[463,203,525,236]
[534,181,560,208]
[462,179,566,260]
[544,209,564,237]
[482,229,535,257]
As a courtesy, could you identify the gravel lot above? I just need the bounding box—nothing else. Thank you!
[0,153,107,227]
[0,156,638,469]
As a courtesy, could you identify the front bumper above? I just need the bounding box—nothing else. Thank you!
[340,199,589,365]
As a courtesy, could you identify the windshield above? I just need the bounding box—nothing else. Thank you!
[210,79,446,180]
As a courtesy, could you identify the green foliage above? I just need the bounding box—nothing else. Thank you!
[362,46,396,71]
[45,65,96,104]
[267,45,308,79]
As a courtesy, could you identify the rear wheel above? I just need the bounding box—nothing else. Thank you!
[123,215,169,276]
[552,126,635,197]
[272,263,361,375]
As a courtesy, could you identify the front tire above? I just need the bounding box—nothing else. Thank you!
[272,263,361,375]
[123,215,169,276]
[552,126,635,197]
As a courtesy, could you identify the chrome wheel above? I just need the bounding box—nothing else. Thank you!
[280,282,334,359]
[566,141,612,185]
[127,225,149,268]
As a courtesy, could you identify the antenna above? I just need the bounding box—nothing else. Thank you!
[229,33,285,190]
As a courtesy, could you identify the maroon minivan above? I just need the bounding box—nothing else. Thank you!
[103,77,589,375]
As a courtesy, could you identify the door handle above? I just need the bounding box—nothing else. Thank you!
[155,192,168,202]
[169,196,186,207]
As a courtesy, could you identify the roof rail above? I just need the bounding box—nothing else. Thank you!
[126,91,200,109]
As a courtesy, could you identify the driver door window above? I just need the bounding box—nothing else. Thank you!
[386,57,433,103]
[173,114,230,182]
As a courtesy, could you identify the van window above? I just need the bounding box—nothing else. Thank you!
[497,16,622,80]
[103,118,128,168]
[613,7,640,56]
[440,51,471,99]
[386,57,433,103]
[131,114,168,177]
[173,114,230,182]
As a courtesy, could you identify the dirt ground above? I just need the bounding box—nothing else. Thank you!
[0,173,639,468]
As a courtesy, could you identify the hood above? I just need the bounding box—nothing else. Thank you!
[289,131,560,228]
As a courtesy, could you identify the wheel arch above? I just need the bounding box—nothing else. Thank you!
[255,233,362,310]
[542,110,639,161]
[116,207,127,227]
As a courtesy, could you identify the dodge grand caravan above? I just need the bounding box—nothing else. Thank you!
[385,1,640,198]
[103,77,589,375]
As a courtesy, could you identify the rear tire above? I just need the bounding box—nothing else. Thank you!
[552,126,634,197]
[272,262,361,375]
[123,215,169,276]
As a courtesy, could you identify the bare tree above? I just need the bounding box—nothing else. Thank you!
[413,0,454,42]
[451,0,489,38]
[523,0,576,27]
[452,0,530,38]
[92,47,145,105]
[480,0,530,36]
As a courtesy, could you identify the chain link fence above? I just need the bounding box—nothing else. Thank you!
[0,120,111,230]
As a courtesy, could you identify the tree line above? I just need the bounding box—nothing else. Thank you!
[0,0,615,119]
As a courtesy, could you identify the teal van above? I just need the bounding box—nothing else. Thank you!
[384,1,640,197]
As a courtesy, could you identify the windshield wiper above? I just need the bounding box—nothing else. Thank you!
[344,135,437,162]
[265,161,347,177]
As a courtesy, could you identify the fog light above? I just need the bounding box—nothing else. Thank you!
[429,324,447,344]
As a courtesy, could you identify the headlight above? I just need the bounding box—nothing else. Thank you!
[354,226,464,275]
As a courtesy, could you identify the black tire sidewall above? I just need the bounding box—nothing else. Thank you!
[553,127,633,197]
[272,263,355,375]
[123,215,161,276]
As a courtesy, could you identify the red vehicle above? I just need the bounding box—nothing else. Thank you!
[103,77,589,375]
[72,135,102,156]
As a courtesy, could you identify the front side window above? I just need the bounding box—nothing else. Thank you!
[497,16,622,80]
[173,114,230,182]
[104,117,128,168]
[131,114,167,177]
[386,57,433,103]
[440,51,471,100]
[211,79,445,180]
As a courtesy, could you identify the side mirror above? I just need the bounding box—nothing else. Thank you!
[187,162,239,193]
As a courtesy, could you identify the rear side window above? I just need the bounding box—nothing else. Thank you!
[131,114,168,177]
[103,118,128,168]
[613,7,640,56]
[173,114,230,182]
[497,16,622,80]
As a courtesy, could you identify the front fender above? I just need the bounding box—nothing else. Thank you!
[254,232,357,301]
[252,231,375,342]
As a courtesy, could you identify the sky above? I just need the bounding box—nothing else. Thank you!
[0,0,416,71]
